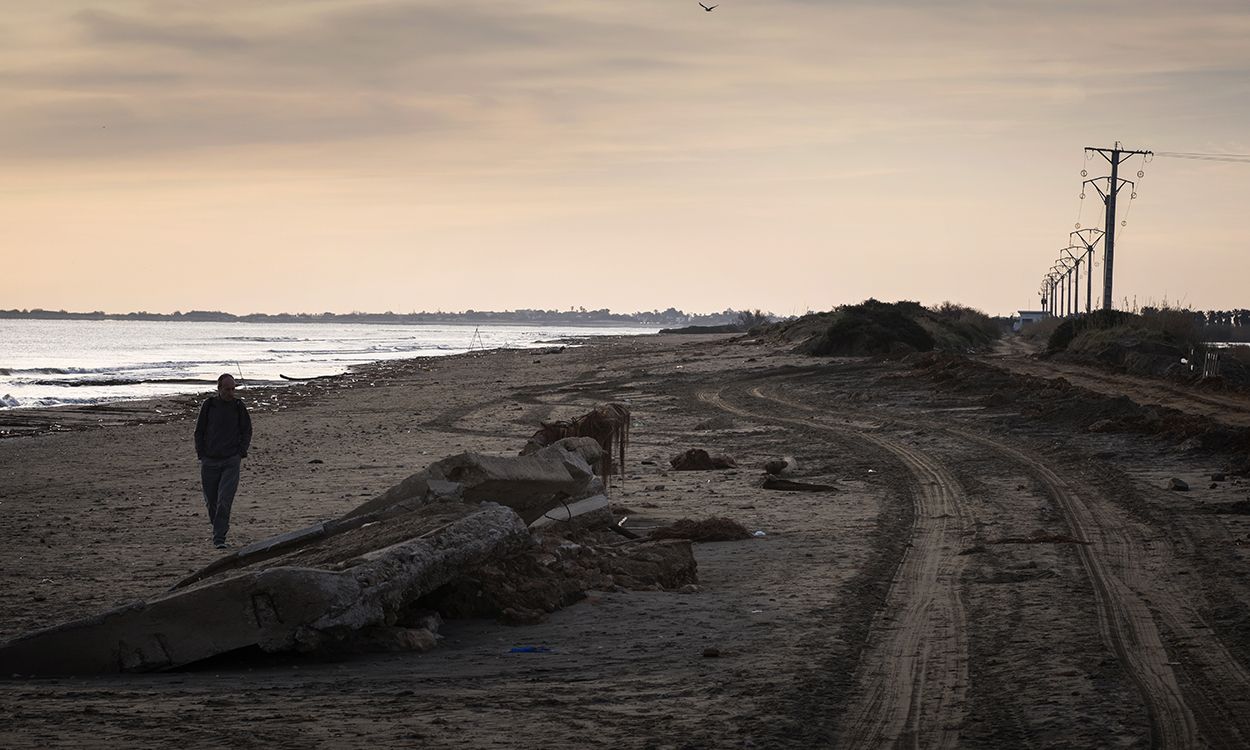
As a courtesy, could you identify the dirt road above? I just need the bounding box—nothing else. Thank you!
[3,335,1250,748]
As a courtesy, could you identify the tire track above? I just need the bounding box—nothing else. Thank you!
[699,383,973,748]
[771,370,1250,748]
[943,425,1250,749]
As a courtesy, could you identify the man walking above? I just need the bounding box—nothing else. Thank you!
[194,373,252,549]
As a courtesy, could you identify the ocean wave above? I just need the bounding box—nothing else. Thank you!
[27,376,221,388]
[1,366,97,375]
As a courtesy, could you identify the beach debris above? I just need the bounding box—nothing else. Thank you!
[529,493,612,532]
[1166,477,1190,492]
[703,647,721,658]
[522,403,631,483]
[348,437,604,524]
[753,530,767,537]
[0,504,529,674]
[0,439,698,674]
[428,534,695,625]
[1212,472,1227,482]
[509,645,553,653]
[669,449,736,471]
[761,477,837,493]
[650,517,751,542]
[763,456,798,475]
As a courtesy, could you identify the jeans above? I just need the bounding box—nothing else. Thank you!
[200,456,241,545]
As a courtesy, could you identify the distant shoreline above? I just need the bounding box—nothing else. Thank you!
[0,308,743,328]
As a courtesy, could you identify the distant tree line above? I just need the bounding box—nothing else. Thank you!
[1139,307,1250,327]
[0,307,766,327]
[1138,307,1250,342]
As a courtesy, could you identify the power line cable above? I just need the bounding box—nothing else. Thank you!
[1155,150,1250,158]
[1154,151,1250,164]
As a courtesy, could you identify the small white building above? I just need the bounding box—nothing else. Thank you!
[1012,310,1048,333]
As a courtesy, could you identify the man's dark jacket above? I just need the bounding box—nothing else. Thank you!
[195,397,252,460]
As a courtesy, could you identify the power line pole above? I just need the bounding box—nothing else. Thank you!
[1084,143,1151,310]
[1070,229,1104,315]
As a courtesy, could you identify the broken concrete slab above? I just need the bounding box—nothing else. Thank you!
[0,504,529,675]
[346,437,604,523]
[529,494,611,531]
[237,522,328,558]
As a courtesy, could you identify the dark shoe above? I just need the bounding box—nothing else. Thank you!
[214,541,229,550]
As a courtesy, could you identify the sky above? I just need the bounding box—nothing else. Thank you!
[2,0,1248,317]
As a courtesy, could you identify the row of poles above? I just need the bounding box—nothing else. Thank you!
[1040,142,1152,317]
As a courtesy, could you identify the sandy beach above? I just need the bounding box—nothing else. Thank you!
[3,332,1250,748]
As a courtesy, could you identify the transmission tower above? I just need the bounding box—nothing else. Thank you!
[1083,143,1152,310]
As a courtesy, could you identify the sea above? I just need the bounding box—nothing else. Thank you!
[0,319,659,409]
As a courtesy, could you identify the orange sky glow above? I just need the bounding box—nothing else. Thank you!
[3,1,1248,316]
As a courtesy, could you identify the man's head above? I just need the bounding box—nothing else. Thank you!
[217,373,237,400]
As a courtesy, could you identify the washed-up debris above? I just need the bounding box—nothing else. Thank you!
[763,457,797,475]
[1166,477,1190,492]
[426,532,695,625]
[0,438,696,674]
[0,504,529,674]
[650,517,751,542]
[670,449,736,471]
[522,403,630,482]
[348,437,604,524]
[761,477,837,493]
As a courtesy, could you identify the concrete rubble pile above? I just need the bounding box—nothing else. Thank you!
[0,438,697,674]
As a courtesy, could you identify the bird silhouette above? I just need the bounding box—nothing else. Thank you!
[699,3,718,11]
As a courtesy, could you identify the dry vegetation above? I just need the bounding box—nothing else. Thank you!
[767,300,1003,357]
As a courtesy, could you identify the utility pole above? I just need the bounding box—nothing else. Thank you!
[1062,247,1084,317]
[1070,229,1104,315]
[1084,143,1151,310]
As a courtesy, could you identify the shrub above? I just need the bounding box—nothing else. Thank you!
[798,300,934,356]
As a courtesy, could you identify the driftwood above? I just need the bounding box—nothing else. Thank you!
[526,403,631,483]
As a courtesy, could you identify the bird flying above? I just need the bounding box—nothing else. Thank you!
[699,3,718,11]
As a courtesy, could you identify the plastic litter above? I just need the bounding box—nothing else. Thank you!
[509,645,553,653]
[752,530,766,538]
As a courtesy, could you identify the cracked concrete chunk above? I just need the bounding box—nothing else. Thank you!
[0,504,528,674]
[347,437,603,523]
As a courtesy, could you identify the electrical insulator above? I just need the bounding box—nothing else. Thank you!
[1081,169,1088,177]
[1137,170,1144,178]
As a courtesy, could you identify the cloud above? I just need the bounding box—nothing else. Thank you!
[76,8,252,53]
[2,0,1249,169]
